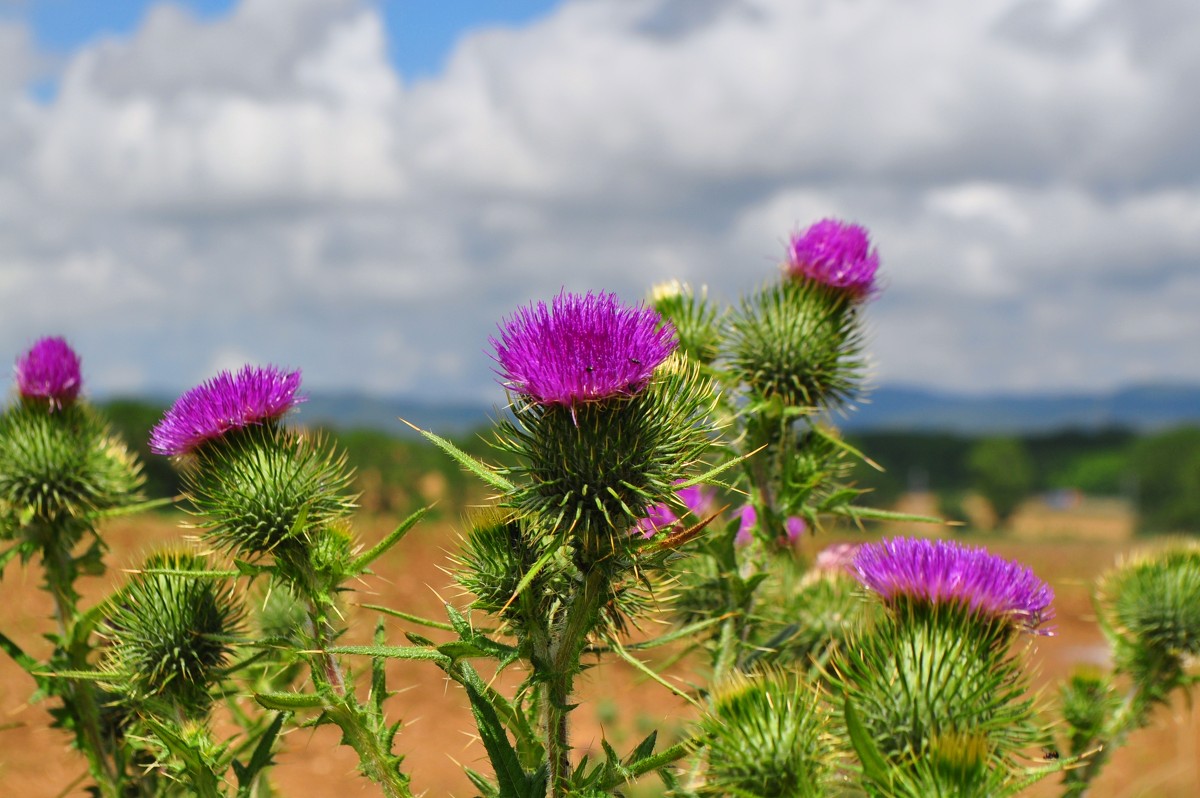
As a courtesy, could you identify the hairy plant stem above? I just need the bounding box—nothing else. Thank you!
[307,598,347,697]
[1062,686,1145,797]
[304,596,412,798]
[44,537,124,798]
[544,565,608,798]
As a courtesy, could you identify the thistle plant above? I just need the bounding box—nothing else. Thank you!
[150,364,424,798]
[837,537,1057,798]
[0,337,150,797]
[8,223,1200,798]
[1059,543,1200,795]
[417,289,725,797]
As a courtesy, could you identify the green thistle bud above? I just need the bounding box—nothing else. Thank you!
[698,671,835,798]
[727,278,866,409]
[454,509,566,622]
[0,402,143,542]
[182,424,357,564]
[101,549,242,713]
[649,281,722,366]
[1059,669,1118,758]
[1097,544,1200,699]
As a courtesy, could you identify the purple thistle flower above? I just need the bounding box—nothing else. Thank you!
[734,504,757,546]
[814,542,860,574]
[150,365,306,456]
[678,483,717,519]
[785,218,880,297]
[633,483,717,538]
[852,537,1055,634]
[784,516,807,542]
[635,503,678,538]
[14,337,82,408]
[491,290,677,407]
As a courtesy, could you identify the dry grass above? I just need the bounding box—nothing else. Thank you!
[1,513,1197,796]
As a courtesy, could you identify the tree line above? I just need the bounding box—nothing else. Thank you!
[101,399,1200,535]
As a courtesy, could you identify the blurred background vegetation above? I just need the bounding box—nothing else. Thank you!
[100,398,1200,536]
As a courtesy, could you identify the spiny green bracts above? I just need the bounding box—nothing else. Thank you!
[0,402,143,542]
[495,354,717,565]
[181,423,356,565]
[835,602,1045,797]
[650,281,723,366]
[727,277,867,410]
[697,671,835,798]
[1097,543,1200,706]
[100,549,242,714]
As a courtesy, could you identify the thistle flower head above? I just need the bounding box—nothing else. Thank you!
[634,482,718,538]
[785,218,879,297]
[814,542,860,574]
[101,549,242,712]
[491,290,677,407]
[734,504,757,546]
[853,537,1054,634]
[14,337,82,409]
[150,365,305,456]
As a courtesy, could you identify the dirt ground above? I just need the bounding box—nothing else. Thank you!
[2,513,1198,797]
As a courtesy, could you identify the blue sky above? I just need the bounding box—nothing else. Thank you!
[16,0,564,81]
[2,0,1198,401]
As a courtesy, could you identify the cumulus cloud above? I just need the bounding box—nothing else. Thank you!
[1,0,1198,402]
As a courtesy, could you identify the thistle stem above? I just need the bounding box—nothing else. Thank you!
[543,565,608,798]
[305,598,412,797]
[43,537,124,797]
[1062,686,1145,797]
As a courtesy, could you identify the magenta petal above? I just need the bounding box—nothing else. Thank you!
[150,365,306,456]
[491,290,677,406]
[786,218,880,296]
[852,537,1055,634]
[15,337,82,407]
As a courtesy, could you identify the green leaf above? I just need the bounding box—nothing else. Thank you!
[327,644,448,663]
[91,495,178,518]
[255,691,327,710]
[234,711,286,797]
[404,420,515,492]
[499,540,561,616]
[140,715,223,798]
[0,544,24,572]
[843,695,891,789]
[360,603,457,632]
[606,635,701,709]
[0,630,39,675]
[349,505,430,575]
[621,616,726,651]
[626,730,658,766]
[465,768,501,798]
[830,504,944,525]
[673,446,765,490]
[451,662,545,798]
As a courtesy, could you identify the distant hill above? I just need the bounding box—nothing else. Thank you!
[299,392,495,436]
[842,383,1200,433]
[128,383,1200,437]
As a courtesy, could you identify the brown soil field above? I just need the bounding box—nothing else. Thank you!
[2,513,1198,797]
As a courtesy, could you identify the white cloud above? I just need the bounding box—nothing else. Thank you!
[2,0,1199,402]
